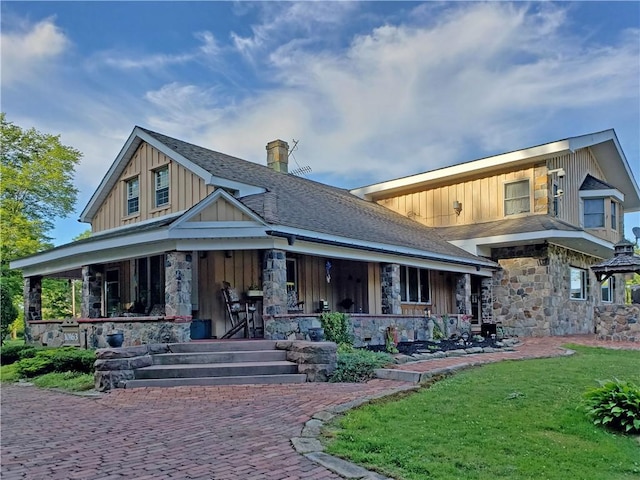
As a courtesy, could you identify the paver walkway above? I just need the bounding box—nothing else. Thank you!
[1,335,638,480]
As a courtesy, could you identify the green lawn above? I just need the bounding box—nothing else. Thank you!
[325,345,640,480]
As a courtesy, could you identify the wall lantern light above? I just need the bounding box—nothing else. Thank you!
[453,200,463,216]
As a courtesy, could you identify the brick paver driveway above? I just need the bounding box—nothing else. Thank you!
[2,335,638,480]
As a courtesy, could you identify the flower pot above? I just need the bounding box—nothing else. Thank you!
[106,332,124,348]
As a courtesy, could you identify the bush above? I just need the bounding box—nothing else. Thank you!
[330,348,393,383]
[0,283,18,344]
[320,312,353,346]
[581,379,640,434]
[16,347,96,378]
[0,344,37,365]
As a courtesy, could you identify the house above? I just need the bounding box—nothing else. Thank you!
[12,127,497,348]
[351,130,640,337]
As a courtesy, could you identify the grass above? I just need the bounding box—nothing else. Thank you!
[32,371,95,391]
[325,345,640,480]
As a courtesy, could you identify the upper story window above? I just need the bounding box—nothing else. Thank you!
[583,198,605,228]
[154,166,169,207]
[504,180,530,216]
[570,267,587,300]
[126,177,139,216]
[611,201,617,230]
[400,266,431,303]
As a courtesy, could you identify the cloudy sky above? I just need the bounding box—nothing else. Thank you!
[2,1,639,245]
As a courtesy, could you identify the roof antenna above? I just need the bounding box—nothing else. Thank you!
[288,139,312,177]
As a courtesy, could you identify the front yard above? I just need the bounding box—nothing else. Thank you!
[325,345,640,479]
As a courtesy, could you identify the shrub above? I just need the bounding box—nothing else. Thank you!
[0,344,37,365]
[581,379,640,434]
[0,283,18,344]
[330,348,393,383]
[320,312,353,346]
[16,347,96,378]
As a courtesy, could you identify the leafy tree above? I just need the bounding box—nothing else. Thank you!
[0,114,81,297]
[1,282,18,344]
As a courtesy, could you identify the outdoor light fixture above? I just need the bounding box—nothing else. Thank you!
[547,168,566,177]
[453,200,462,216]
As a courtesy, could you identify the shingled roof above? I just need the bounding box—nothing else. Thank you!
[140,128,492,265]
[580,174,616,191]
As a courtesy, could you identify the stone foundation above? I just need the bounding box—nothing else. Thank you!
[263,313,473,347]
[595,304,639,342]
[492,244,600,337]
[276,341,337,382]
[27,317,191,348]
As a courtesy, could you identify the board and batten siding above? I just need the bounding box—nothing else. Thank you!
[91,142,215,233]
[548,148,622,244]
[377,165,545,227]
[375,147,623,244]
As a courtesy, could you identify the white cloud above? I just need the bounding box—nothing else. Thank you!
[0,17,69,86]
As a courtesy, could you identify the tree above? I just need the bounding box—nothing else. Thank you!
[0,282,18,344]
[0,113,82,299]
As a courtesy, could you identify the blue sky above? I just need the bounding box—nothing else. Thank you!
[2,1,639,246]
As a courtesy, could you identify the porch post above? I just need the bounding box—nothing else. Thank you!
[456,273,472,315]
[480,277,493,323]
[263,249,287,315]
[165,252,193,319]
[82,265,103,318]
[23,275,42,342]
[381,263,401,314]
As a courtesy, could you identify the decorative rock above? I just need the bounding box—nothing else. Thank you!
[298,363,335,382]
[291,437,323,454]
[312,411,336,422]
[301,419,324,437]
[445,349,467,357]
[286,342,337,364]
[94,370,134,392]
[96,345,149,359]
[464,347,484,354]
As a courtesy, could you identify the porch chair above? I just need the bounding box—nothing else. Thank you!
[221,281,255,339]
[287,285,304,313]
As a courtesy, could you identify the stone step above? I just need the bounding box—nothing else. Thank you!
[123,374,308,389]
[152,350,288,365]
[167,340,279,353]
[134,361,299,379]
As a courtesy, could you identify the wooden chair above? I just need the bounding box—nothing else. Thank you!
[221,282,254,339]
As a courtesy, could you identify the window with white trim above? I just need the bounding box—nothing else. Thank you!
[570,267,587,300]
[504,180,530,216]
[611,201,617,230]
[583,198,605,228]
[126,177,139,215]
[399,266,431,303]
[154,166,169,207]
[601,277,614,303]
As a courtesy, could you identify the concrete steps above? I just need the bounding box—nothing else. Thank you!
[123,339,306,389]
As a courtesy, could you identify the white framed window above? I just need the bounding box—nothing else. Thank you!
[601,277,614,303]
[583,198,605,228]
[504,179,530,216]
[570,267,587,300]
[126,177,139,215]
[400,266,431,303]
[610,201,617,230]
[154,166,169,207]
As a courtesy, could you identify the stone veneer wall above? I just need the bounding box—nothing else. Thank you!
[492,243,599,337]
[594,304,639,342]
[27,317,191,348]
[81,265,103,318]
[263,313,471,347]
[164,251,192,318]
[263,249,288,316]
[381,263,401,314]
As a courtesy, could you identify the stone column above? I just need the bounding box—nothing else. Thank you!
[381,263,401,314]
[263,249,287,316]
[165,251,192,319]
[481,276,494,323]
[82,265,103,318]
[455,273,472,315]
[23,276,42,343]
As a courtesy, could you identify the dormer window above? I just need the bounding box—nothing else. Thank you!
[583,198,605,228]
[154,166,169,207]
[126,177,139,215]
[504,179,530,216]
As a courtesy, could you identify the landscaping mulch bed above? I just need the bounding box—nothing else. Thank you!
[367,337,505,356]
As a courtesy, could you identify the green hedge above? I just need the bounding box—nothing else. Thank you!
[15,347,96,378]
[582,379,640,434]
[0,344,38,365]
[330,347,393,383]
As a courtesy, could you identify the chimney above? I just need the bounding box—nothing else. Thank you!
[266,139,289,173]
